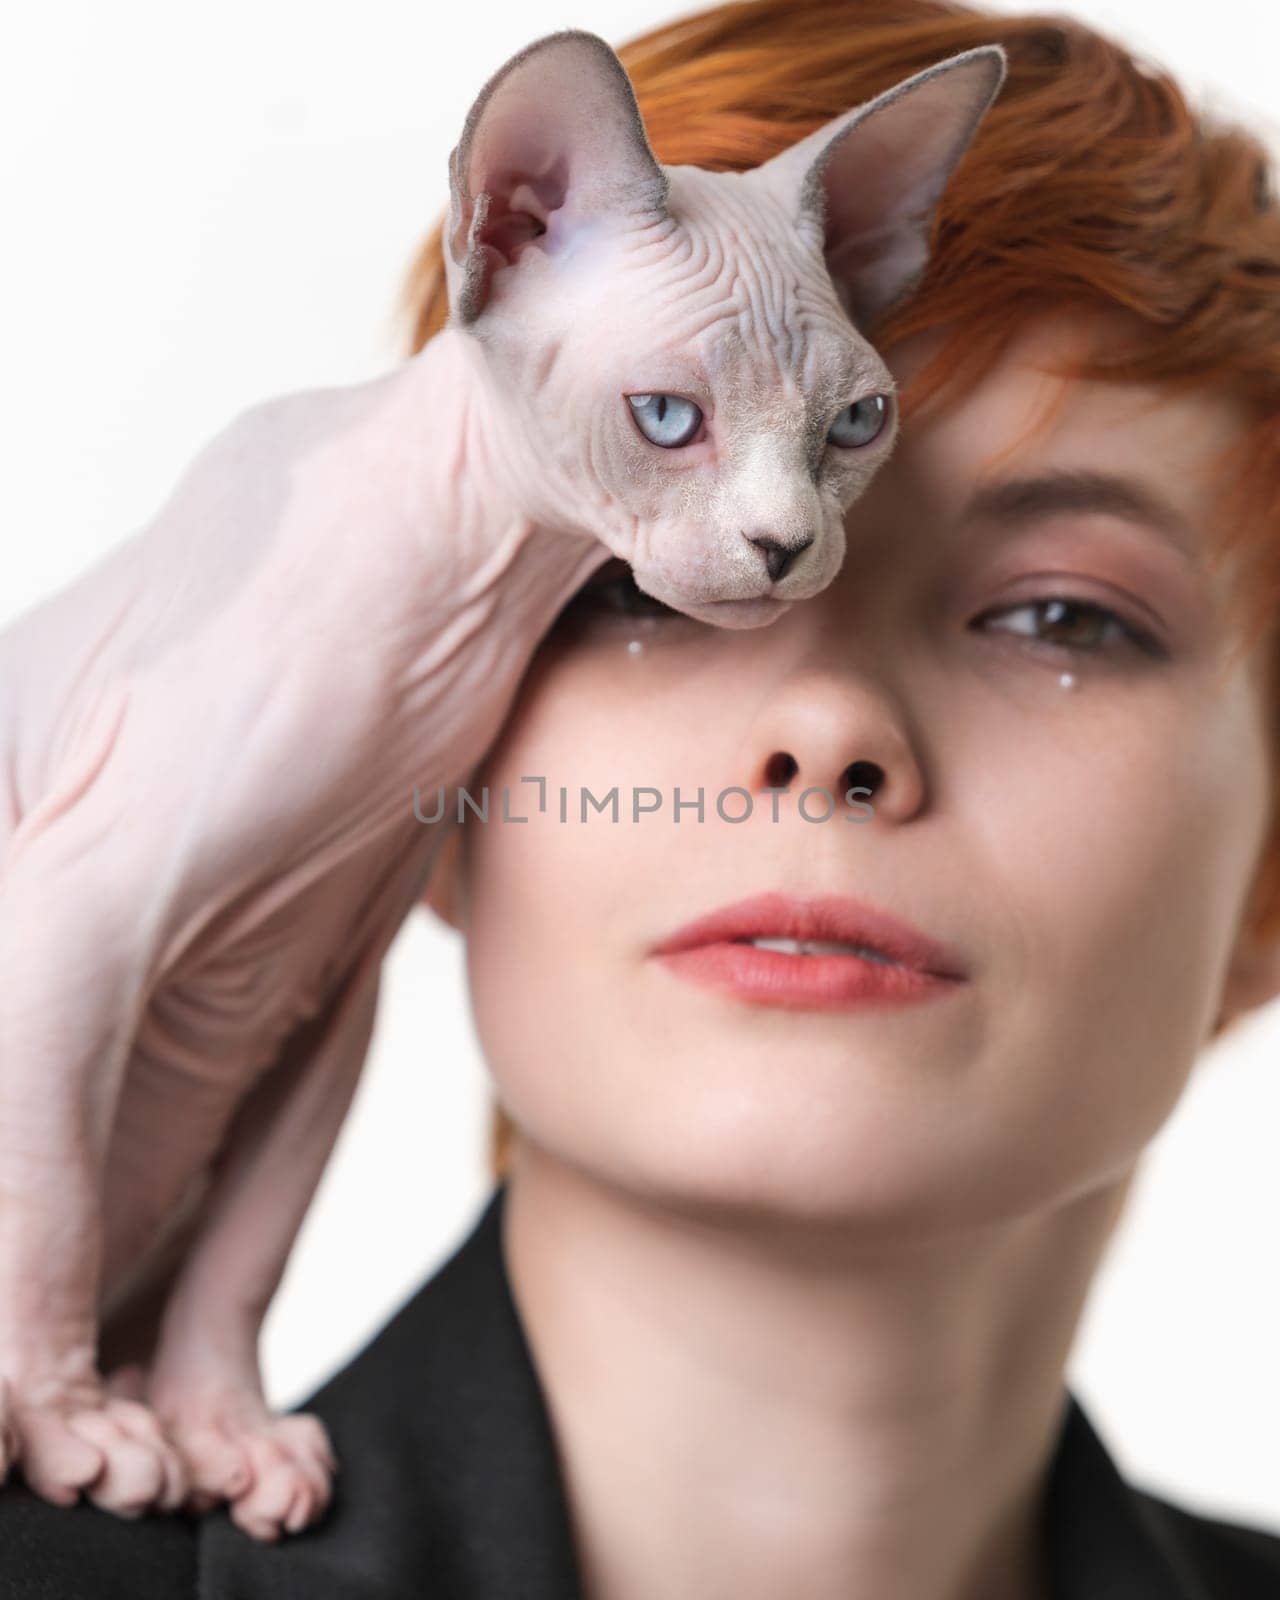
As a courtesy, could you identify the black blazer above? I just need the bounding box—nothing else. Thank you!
[2,1181,1278,1598]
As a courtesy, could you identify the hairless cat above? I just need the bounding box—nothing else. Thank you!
[0,29,1005,1540]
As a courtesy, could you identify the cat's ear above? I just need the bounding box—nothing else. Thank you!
[444,29,669,328]
[754,46,1008,330]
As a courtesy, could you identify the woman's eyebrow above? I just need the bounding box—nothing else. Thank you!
[957,468,1200,563]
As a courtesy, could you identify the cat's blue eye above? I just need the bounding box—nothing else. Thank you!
[828,393,891,449]
[626,393,703,449]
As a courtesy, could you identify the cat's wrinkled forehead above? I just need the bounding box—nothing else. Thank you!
[660,165,878,325]
[595,166,893,438]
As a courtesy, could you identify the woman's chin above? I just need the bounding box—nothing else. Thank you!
[521,1092,1015,1242]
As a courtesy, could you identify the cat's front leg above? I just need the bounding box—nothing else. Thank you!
[0,793,189,1517]
[144,939,384,1541]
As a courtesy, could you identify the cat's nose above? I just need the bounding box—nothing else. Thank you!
[745,533,814,584]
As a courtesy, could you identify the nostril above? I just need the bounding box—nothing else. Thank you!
[745,533,814,584]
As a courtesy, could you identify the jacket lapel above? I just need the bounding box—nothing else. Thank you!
[197,1182,1206,1599]
[1043,1388,1213,1599]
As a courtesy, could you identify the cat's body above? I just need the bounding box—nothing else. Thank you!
[4,339,600,1302]
[0,27,1005,1541]
[0,336,612,1539]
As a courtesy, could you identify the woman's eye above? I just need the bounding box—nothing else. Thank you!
[973,595,1166,660]
[626,392,703,449]
[828,393,892,449]
[564,560,683,623]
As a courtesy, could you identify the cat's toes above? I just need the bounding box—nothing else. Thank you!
[66,1393,190,1515]
[228,1420,332,1542]
[2,1370,188,1516]
[158,1408,253,1508]
[227,1412,336,1542]
[158,1391,334,1536]
[3,1382,103,1506]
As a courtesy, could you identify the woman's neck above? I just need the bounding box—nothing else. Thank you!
[501,1141,1135,1600]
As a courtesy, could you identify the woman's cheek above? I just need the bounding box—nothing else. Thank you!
[1003,674,1268,1171]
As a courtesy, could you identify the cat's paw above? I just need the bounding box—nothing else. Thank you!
[156,1387,336,1540]
[0,1367,188,1515]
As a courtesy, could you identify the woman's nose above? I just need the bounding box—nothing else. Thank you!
[736,669,926,824]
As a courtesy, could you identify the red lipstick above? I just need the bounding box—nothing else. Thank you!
[650,891,967,1011]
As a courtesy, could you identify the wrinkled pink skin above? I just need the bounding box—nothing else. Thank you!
[0,337,622,1539]
[0,29,1005,1541]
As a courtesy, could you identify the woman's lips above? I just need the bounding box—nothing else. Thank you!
[653,941,961,1009]
[650,891,968,1011]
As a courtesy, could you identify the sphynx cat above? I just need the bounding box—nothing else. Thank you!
[0,28,1005,1540]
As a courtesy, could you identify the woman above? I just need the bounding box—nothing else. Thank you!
[3,0,1280,1594]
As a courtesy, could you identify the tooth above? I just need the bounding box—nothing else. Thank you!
[805,940,898,964]
[743,937,899,965]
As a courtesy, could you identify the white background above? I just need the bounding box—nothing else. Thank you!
[2,0,1277,1531]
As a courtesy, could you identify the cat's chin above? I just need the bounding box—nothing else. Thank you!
[682,595,794,630]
